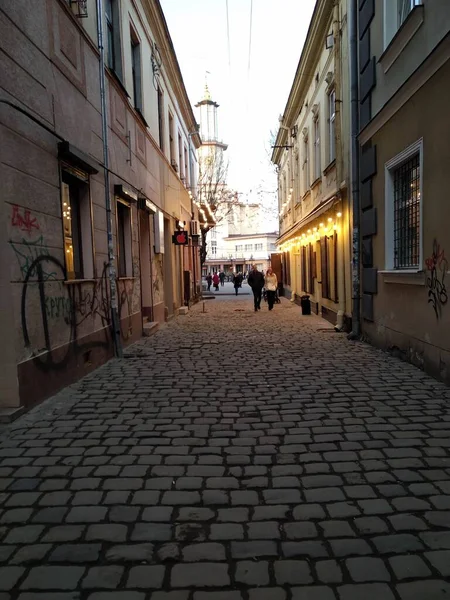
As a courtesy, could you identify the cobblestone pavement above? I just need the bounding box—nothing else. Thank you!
[1,296,450,600]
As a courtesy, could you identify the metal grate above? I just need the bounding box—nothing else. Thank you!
[393,153,420,269]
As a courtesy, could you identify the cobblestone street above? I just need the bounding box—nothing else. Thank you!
[1,295,450,600]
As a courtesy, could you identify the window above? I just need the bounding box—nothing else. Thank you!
[255,243,263,251]
[211,241,217,256]
[399,0,421,27]
[328,90,336,163]
[269,243,276,251]
[235,244,243,253]
[211,228,217,240]
[168,112,175,164]
[157,86,164,151]
[383,0,423,48]
[385,140,422,271]
[178,132,183,179]
[130,27,142,112]
[303,133,309,192]
[314,116,321,181]
[117,200,132,277]
[244,244,253,252]
[184,146,189,187]
[105,0,122,79]
[61,167,93,280]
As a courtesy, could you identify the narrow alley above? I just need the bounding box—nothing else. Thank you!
[1,295,450,600]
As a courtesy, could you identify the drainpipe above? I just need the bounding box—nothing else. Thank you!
[348,0,361,338]
[96,0,123,357]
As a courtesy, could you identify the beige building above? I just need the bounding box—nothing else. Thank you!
[357,0,450,382]
[0,0,201,412]
[272,0,352,329]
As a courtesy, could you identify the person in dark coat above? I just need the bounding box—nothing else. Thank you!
[233,272,243,296]
[247,264,265,312]
[206,273,212,291]
[219,271,225,286]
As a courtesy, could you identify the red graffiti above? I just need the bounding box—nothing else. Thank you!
[11,205,39,235]
[425,242,446,271]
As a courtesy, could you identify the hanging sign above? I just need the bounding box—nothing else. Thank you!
[172,230,189,245]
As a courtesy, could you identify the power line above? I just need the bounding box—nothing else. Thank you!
[247,0,253,81]
[226,0,231,75]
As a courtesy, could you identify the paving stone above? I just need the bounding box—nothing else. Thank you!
[248,589,286,600]
[231,541,278,559]
[182,543,226,562]
[193,594,242,600]
[4,526,44,544]
[131,523,172,542]
[346,557,390,582]
[86,524,128,542]
[86,594,145,600]
[171,563,229,587]
[42,526,85,543]
[210,523,244,540]
[235,561,269,585]
[177,508,214,522]
[248,521,280,539]
[396,580,450,600]
[282,541,328,558]
[389,555,432,580]
[127,566,165,588]
[253,506,289,521]
[21,566,85,590]
[66,507,107,523]
[330,539,372,557]
[49,544,101,563]
[316,559,343,583]
[293,504,326,520]
[110,506,140,522]
[274,560,313,584]
[105,544,154,562]
[372,534,424,554]
[291,587,337,600]
[10,545,52,564]
[81,566,124,589]
[338,583,396,600]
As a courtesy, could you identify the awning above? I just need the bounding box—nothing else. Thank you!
[277,194,339,244]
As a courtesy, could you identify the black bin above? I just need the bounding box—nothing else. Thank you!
[301,295,311,315]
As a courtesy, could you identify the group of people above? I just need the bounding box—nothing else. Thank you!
[205,266,279,311]
[205,271,225,292]
[248,265,279,311]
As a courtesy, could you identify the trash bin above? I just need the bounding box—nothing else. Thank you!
[301,295,311,315]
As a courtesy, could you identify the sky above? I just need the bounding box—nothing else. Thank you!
[160,0,316,227]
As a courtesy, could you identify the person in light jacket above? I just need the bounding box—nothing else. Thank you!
[264,267,278,311]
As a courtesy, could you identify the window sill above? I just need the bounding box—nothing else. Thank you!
[323,159,336,176]
[380,5,424,74]
[311,176,321,190]
[379,270,425,285]
[107,68,130,98]
[118,276,137,281]
[64,278,96,285]
[302,190,311,201]
[135,108,149,128]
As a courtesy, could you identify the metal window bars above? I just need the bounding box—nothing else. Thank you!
[69,0,88,18]
[393,153,420,269]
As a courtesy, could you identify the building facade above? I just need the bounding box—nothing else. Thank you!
[0,0,201,411]
[272,0,352,329]
[357,0,450,382]
[204,231,278,276]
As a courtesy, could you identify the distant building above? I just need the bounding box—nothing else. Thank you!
[204,231,278,276]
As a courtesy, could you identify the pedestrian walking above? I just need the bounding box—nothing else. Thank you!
[212,272,220,291]
[219,271,225,286]
[265,267,278,311]
[247,264,265,312]
[206,273,212,292]
[233,272,242,296]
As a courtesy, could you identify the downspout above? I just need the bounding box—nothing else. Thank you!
[348,0,361,338]
[333,0,346,330]
[96,0,123,357]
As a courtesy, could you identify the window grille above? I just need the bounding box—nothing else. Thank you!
[393,153,420,269]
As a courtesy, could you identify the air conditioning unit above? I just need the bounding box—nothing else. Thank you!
[171,159,178,172]
[190,219,200,237]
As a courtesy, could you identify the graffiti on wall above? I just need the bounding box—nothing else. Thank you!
[10,204,138,370]
[11,205,40,235]
[425,240,448,319]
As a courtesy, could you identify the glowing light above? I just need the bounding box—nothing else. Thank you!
[328,217,333,222]
[313,227,317,232]
[307,229,311,234]
[337,212,342,218]
[319,223,323,228]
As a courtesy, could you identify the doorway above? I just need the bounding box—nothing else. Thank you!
[139,211,153,319]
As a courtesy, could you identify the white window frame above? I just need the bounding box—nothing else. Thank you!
[313,115,321,181]
[328,90,336,164]
[303,132,309,192]
[384,138,423,273]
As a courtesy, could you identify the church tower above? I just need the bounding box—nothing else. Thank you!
[195,83,228,179]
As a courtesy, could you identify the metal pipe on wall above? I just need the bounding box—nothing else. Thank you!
[96,0,123,357]
[348,0,361,338]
